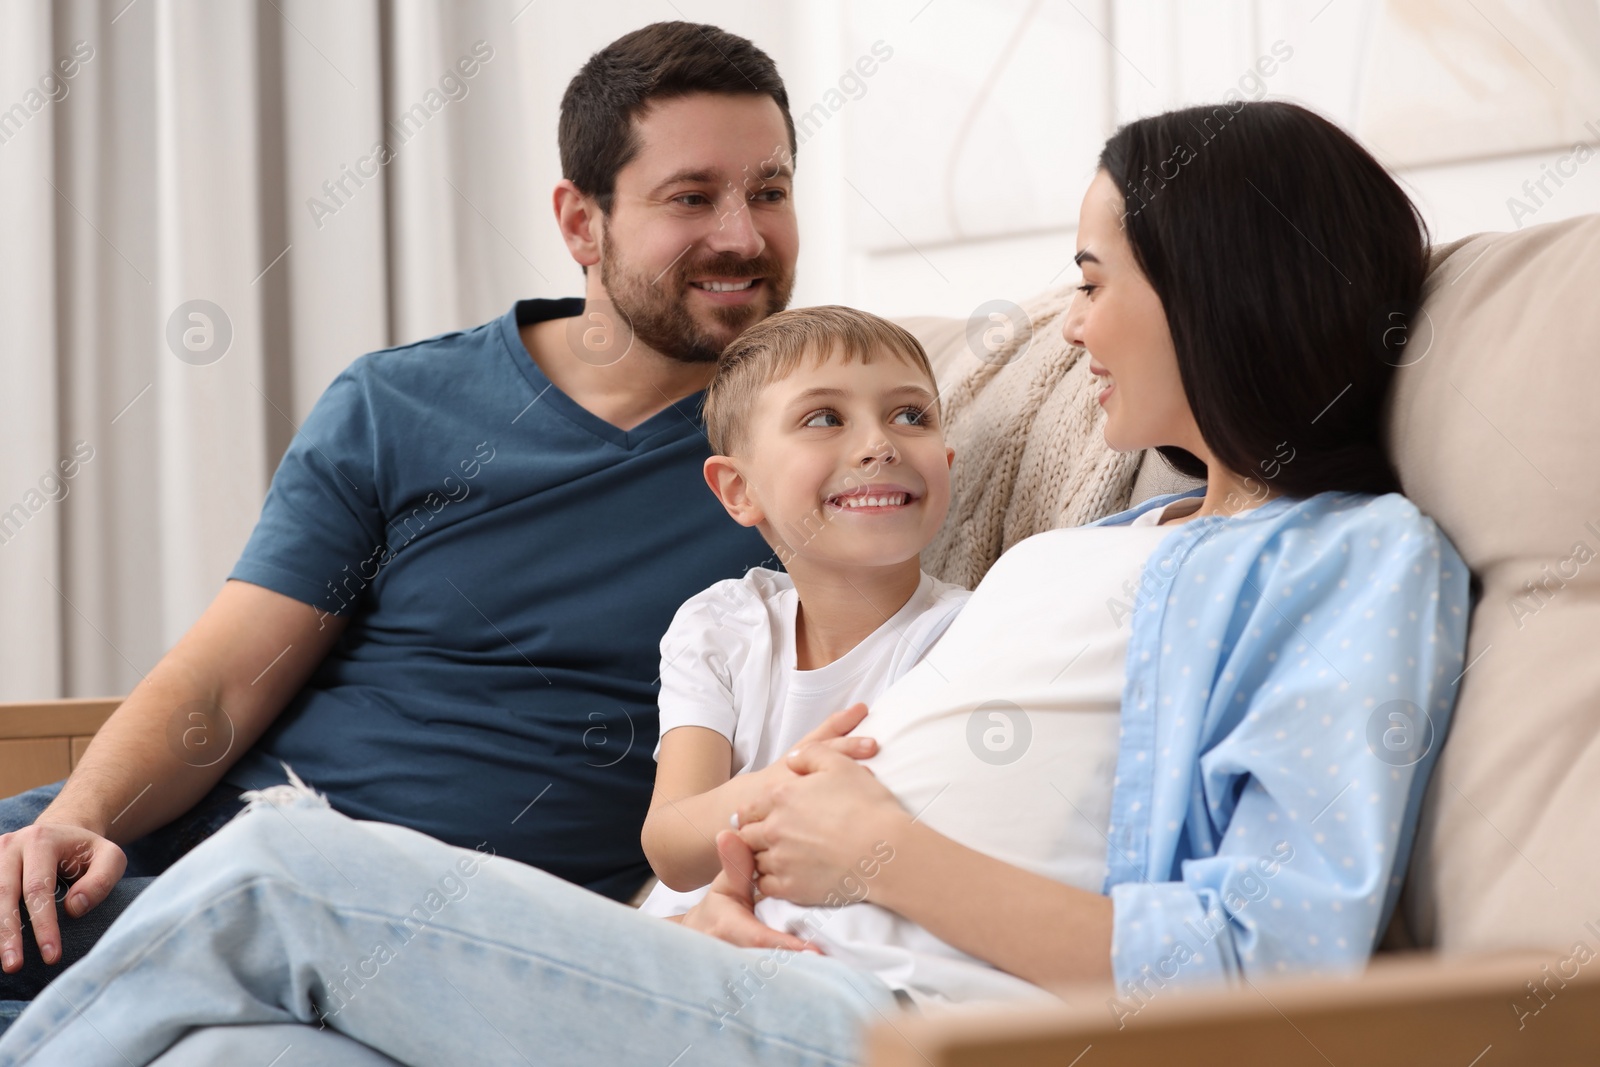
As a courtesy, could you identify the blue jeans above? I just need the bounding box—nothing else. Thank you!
[0,786,909,1066]
[0,778,247,1006]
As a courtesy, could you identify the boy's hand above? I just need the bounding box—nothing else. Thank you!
[645,704,878,896]
[793,702,878,764]
[742,702,879,797]
[677,829,821,954]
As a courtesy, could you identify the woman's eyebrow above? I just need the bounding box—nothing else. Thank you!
[1074,249,1100,266]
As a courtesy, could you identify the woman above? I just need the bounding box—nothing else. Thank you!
[0,101,1469,1066]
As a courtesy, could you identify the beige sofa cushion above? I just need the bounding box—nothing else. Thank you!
[1392,213,1600,954]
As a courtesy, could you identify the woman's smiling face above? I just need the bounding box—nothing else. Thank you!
[1061,170,1205,460]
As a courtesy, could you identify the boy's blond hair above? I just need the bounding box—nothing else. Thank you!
[703,305,940,457]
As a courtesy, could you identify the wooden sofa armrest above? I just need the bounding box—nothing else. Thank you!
[0,698,122,796]
[867,951,1594,1065]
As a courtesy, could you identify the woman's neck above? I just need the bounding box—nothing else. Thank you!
[1159,465,1277,525]
[784,557,924,671]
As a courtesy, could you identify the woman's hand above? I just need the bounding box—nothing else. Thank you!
[674,829,820,954]
[735,747,1116,987]
[733,745,910,906]
[731,702,880,811]
[644,704,878,892]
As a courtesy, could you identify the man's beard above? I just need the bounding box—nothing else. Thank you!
[598,220,794,365]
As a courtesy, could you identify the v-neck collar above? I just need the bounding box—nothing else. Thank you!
[497,298,708,450]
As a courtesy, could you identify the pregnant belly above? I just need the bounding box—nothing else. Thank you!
[858,658,1123,893]
[846,524,1160,890]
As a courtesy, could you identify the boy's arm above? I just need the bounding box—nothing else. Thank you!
[642,706,878,892]
[642,726,754,892]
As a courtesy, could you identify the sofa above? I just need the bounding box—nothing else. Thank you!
[3,212,1596,1063]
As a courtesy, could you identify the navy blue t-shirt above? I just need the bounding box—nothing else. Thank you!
[225,298,778,900]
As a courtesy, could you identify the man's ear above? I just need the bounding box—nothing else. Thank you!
[553,179,602,270]
[704,455,764,527]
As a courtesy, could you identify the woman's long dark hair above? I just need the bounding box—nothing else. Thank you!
[1098,100,1430,497]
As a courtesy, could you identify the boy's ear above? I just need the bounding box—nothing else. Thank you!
[552,179,601,270]
[703,455,765,527]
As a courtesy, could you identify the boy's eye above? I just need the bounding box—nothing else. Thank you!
[803,410,842,428]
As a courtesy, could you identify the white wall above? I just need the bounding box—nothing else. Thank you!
[7,1,1594,695]
[798,0,1600,322]
[422,0,1600,325]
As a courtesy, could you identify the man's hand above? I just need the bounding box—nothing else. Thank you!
[676,829,819,954]
[0,580,347,975]
[0,822,126,972]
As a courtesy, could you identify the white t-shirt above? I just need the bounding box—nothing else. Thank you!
[640,567,972,917]
[754,499,1190,1009]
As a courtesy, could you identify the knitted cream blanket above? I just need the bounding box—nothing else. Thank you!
[902,285,1144,590]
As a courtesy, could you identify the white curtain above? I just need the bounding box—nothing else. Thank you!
[0,0,805,700]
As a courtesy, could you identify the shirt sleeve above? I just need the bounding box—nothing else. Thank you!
[228,360,386,615]
[650,580,752,760]
[1109,506,1471,991]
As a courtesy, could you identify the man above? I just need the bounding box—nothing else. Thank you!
[0,21,802,995]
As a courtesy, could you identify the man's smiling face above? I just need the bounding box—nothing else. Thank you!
[599,92,799,365]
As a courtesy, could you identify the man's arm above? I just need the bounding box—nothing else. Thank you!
[0,579,348,972]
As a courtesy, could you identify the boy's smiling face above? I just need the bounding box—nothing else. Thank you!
[706,349,955,571]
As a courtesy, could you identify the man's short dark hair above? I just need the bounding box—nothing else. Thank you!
[558,22,797,215]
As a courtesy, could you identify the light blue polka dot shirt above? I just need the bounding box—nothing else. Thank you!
[1086,487,1471,1001]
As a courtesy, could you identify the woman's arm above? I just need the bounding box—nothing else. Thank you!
[643,706,878,891]
[877,814,1115,986]
[734,747,1114,988]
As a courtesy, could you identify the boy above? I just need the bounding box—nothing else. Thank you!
[639,306,969,914]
